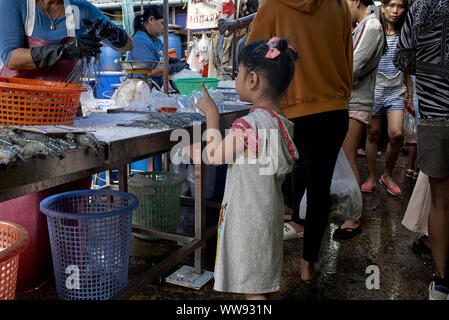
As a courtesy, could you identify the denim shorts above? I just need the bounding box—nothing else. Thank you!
[372,85,405,116]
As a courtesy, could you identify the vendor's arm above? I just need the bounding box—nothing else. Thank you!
[148,66,164,78]
[195,84,246,165]
[7,49,36,70]
[0,0,30,69]
[218,13,256,37]
[82,18,133,52]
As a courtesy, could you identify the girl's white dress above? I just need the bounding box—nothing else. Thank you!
[213,106,298,294]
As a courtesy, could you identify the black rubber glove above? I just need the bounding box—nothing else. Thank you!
[30,35,102,69]
[82,18,128,49]
[168,60,188,75]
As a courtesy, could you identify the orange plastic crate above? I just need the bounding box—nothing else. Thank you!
[0,77,86,126]
[0,221,29,300]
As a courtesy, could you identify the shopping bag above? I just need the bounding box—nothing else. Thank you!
[403,112,417,146]
[402,171,430,235]
[299,148,363,221]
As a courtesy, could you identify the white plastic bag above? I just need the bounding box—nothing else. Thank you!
[299,148,363,221]
[187,38,204,73]
[171,68,202,80]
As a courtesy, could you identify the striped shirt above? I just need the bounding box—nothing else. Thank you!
[394,0,449,118]
[378,34,401,79]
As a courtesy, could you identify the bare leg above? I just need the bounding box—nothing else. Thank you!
[365,116,382,187]
[407,145,417,171]
[342,118,365,186]
[245,292,280,300]
[428,176,449,279]
[381,110,404,190]
[341,118,364,228]
[300,258,320,282]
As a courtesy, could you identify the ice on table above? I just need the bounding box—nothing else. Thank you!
[74,113,163,143]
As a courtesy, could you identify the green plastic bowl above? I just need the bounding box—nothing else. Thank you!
[173,78,220,96]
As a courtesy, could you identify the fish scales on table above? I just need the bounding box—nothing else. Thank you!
[117,112,206,130]
[0,127,104,166]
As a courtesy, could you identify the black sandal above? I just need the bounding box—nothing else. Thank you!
[412,236,432,260]
[332,225,362,240]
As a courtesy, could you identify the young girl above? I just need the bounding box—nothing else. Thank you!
[195,37,299,300]
[362,0,413,196]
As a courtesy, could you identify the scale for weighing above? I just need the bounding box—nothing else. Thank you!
[116,60,161,78]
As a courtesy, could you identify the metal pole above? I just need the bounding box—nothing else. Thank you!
[163,0,169,94]
[141,0,144,13]
[231,0,238,78]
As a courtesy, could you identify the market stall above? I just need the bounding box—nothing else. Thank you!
[0,0,249,300]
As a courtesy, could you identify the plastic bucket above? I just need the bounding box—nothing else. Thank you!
[0,221,29,300]
[95,72,126,100]
[128,172,184,240]
[172,78,219,96]
[40,190,138,300]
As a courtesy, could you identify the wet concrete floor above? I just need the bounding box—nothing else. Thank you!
[15,152,434,300]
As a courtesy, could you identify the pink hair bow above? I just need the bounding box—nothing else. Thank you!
[265,37,297,59]
[265,37,281,59]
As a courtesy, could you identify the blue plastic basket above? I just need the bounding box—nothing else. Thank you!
[40,190,139,300]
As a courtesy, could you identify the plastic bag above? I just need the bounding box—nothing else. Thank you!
[80,88,98,116]
[189,89,225,113]
[299,148,362,221]
[187,38,204,73]
[171,69,202,80]
[169,161,190,196]
[112,79,152,108]
[403,112,417,146]
[186,164,216,199]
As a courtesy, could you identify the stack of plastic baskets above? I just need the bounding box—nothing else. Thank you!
[40,190,138,300]
[128,172,185,240]
[0,221,29,300]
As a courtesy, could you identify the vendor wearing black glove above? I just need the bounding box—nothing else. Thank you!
[168,57,189,75]
[31,34,102,69]
[82,18,132,50]
[0,0,132,79]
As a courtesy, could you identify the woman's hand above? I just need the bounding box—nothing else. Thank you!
[195,83,218,116]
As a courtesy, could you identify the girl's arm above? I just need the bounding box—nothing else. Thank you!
[195,83,246,165]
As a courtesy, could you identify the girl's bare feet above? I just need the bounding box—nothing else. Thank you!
[300,259,320,284]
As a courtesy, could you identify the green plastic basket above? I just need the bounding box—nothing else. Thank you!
[172,78,220,96]
[128,172,185,240]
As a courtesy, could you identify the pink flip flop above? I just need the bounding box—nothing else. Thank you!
[379,175,401,196]
[361,181,376,193]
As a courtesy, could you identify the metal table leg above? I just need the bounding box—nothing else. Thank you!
[194,139,207,274]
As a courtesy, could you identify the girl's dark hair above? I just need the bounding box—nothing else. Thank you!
[238,38,298,100]
[380,0,409,33]
[133,6,163,36]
